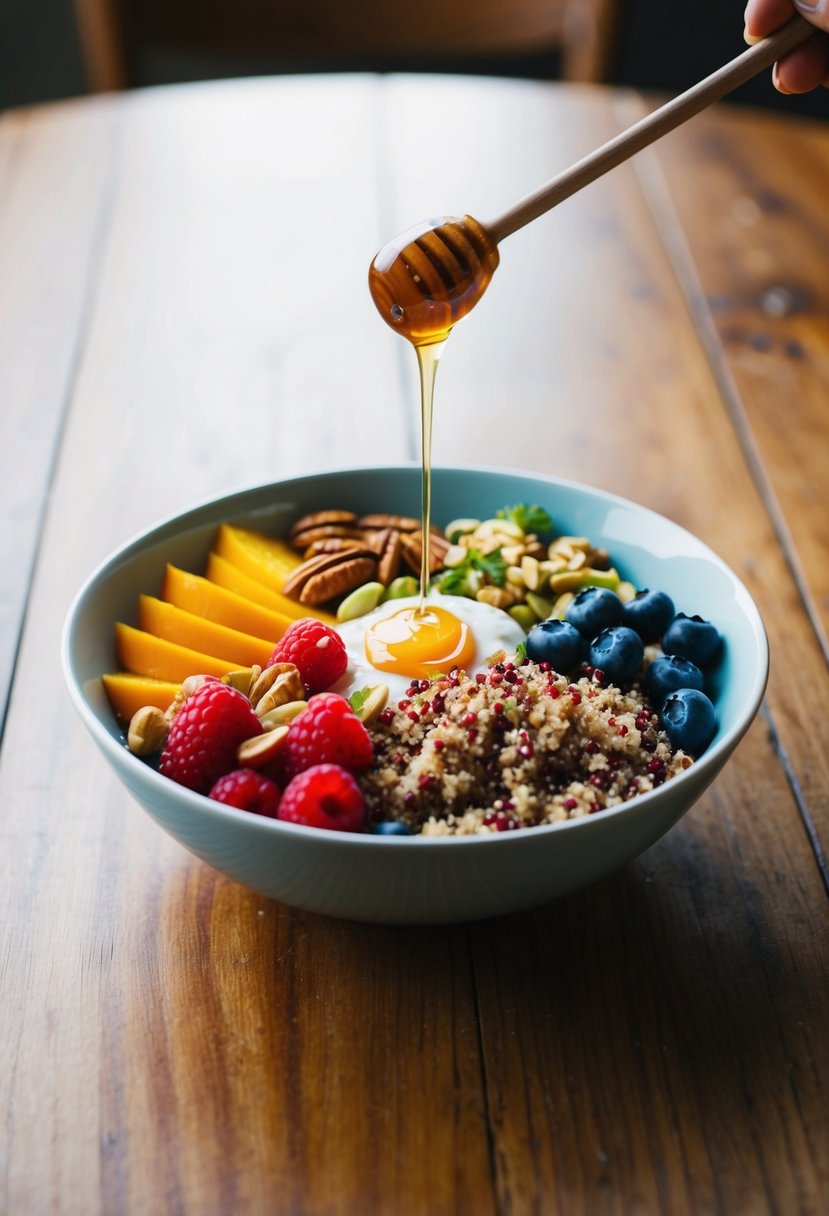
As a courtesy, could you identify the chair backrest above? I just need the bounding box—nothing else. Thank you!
[73,0,619,91]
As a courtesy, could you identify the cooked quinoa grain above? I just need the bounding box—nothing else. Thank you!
[359,659,692,835]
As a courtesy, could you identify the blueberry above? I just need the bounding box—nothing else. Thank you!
[645,655,704,708]
[371,821,414,836]
[662,613,722,668]
[661,688,717,757]
[589,626,644,685]
[526,619,587,673]
[565,587,623,639]
[621,589,675,643]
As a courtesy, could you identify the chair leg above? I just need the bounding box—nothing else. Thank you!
[72,0,129,91]
[562,0,620,82]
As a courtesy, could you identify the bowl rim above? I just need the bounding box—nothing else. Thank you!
[61,461,769,849]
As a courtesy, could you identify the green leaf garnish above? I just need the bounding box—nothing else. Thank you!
[515,640,527,664]
[348,687,373,714]
[438,546,507,594]
[497,503,553,536]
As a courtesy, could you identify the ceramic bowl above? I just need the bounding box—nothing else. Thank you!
[62,465,768,924]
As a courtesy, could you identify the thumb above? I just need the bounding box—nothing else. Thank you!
[793,1,829,34]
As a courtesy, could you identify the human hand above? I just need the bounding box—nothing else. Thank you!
[744,0,829,91]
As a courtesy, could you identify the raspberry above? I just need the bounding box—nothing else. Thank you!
[283,692,373,778]
[209,769,281,818]
[160,681,261,793]
[266,618,347,695]
[277,764,365,832]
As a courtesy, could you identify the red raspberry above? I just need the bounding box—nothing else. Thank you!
[277,764,365,832]
[160,681,261,793]
[209,769,281,818]
[283,692,373,778]
[267,618,347,695]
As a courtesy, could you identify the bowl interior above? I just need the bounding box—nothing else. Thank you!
[67,464,767,760]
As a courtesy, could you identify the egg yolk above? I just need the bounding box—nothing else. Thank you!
[364,605,476,680]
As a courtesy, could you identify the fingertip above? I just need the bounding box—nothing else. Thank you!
[772,62,794,92]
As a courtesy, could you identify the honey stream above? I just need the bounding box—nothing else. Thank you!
[368,215,500,610]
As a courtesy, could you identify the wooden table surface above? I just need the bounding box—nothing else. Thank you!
[1,73,828,1215]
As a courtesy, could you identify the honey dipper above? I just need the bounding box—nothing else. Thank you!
[369,16,813,346]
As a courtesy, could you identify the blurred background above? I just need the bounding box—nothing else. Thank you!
[1,0,825,116]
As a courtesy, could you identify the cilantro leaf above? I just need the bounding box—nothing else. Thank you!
[496,503,553,536]
[437,546,507,594]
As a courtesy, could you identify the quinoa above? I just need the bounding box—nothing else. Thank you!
[359,657,692,835]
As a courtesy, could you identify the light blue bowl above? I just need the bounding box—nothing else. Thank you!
[62,465,768,924]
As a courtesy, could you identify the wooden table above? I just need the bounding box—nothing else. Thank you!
[2,74,828,1215]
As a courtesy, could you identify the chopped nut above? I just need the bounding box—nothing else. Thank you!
[127,705,168,756]
[520,555,541,590]
[237,725,290,768]
[250,662,305,712]
[476,586,515,610]
[224,667,256,696]
[442,543,468,569]
[258,700,308,728]
[550,571,586,594]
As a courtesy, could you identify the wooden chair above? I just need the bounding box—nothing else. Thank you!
[73,0,619,92]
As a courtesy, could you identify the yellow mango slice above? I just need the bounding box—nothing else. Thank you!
[214,523,302,591]
[115,623,238,683]
[102,672,181,726]
[206,552,336,624]
[138,595,275,668]
[162,564,293,641]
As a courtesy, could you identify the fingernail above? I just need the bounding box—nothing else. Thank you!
[772,63,793,93]
[743,25,761,45]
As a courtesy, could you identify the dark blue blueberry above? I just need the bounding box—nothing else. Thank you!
[662,613,722,668]
[526,619,588,673]
[645,655,704,708]
[589,626,644,685]
[661,688,717,757]
[621,589,675,643]
[565,587,623,639]
[371,821,414,836]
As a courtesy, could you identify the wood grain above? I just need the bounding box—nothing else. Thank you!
[0,98,119,721]
[1,75,828,1216]
[646,103,829,653]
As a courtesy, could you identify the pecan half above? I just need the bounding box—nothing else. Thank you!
[290,524,366,551]
[289,510,358,539]
[282,549,378,606]
[365,527,402,585]
[303,537,368,559]
[399,531,451,576]
[358,513,421,533]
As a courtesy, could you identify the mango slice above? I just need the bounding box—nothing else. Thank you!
[102,672,181,726]
[138,595,275,668]
[162,564,293,641]
[115,623,238,683]
[206,552,336,624]
[214,523,301,590]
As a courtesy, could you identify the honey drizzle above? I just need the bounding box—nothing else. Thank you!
[368,214,500,616]
[415,341,444,609]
